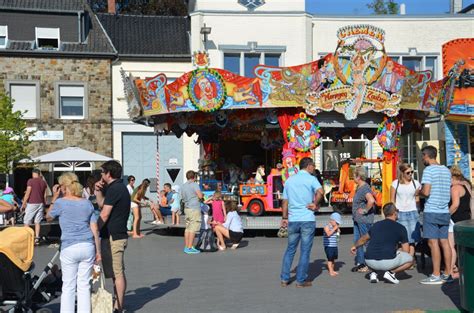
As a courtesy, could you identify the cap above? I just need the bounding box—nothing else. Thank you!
[3,187,13,194]
[330,212,342,225]
[32,168,41,174]
[172,185,180,193]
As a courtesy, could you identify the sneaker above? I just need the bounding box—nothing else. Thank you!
[383,271,399,284]
[189,247,201,254]
[230,243,239,250]
[420,274,444,285]
[441,274,454,283]
[151,220,158,225]
[369,272,379,283]
[156,220,163,225]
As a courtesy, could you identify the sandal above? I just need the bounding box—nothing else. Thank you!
[356,265,369,273]
[34,237,41,246]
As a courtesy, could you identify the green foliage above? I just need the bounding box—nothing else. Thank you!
[367,0,399,14]
[89,0,188,16]
[0,93,33,174]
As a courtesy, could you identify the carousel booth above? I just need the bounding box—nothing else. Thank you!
[123,25,456,218]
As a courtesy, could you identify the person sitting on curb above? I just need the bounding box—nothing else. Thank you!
[350,202,413,284]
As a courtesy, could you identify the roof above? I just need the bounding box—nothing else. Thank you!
[458,3,474,13]
[0,2,116,57]
[0,0,85,12]
[97,14,191,59]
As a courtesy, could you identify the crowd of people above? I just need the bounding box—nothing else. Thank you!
[0,143,472,311]
[279,145,472,288]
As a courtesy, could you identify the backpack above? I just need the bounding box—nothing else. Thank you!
[196,229,218,252]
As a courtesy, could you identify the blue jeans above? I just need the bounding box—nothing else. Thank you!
[280,221,315,284]
[353,221,372,265]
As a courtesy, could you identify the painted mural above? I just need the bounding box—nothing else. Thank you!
[122,25,458,120]
[445,121,470,179]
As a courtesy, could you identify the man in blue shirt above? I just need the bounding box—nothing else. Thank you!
[419,145,453,285]
[280,157,323,288]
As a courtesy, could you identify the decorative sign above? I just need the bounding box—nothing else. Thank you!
[287,113,321,152]
[168,158,178,165]
[193,51,210,68]
[376,117,401,152]
[188,69,227,112]
[240,184,266,196]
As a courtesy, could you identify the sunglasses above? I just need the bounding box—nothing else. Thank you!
[405,171,413,175]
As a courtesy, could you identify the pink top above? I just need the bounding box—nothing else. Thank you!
[211,200,225,223]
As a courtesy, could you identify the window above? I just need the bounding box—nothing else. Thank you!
[8,82,39,119]
[402,57,422,72]
[425,57,437,80]
[57,84,86,119]
[223,52,281,77]
[0,25,7,48]
[399,126,430,172]
[35,27,60,50]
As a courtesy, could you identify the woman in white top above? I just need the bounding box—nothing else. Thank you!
[390,163,421,259]
[127,175,136,195]
[211,200,244,251]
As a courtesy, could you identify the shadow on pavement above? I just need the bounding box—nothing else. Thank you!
[125,278,183,312]
[441,280,462,310]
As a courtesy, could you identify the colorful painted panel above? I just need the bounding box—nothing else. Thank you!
[445,121,470,179]
[124,25,457,120]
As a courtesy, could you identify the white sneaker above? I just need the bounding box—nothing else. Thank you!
[156,220,163,225]
[383,271,399,284]
[369,272,378,283]
[151,220,158,225]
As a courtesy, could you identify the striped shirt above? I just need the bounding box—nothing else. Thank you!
[323,224,338,247]
[421,165,451,214]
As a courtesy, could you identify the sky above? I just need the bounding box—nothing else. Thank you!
[306,0,474,15]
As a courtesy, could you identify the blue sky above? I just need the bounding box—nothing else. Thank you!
[306,0,474,15]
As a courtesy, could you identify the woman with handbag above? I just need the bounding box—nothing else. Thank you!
[390,163,421,264]
[47,172,101,313]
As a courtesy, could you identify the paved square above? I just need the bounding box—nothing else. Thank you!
[35,228,460,313]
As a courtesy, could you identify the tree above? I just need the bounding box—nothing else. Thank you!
[0,93,33,174]
[89,0,188,16]
[367,0,399,14]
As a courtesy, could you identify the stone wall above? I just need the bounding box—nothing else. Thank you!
[0,57,112,158]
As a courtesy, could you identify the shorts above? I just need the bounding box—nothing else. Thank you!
[171,206,180,213]
[397,210,421,243]
[131,202,139,209]
[324,246,338,261]
[448,219,455,233]
[229,230,243,244]
[366,251,413,271]
[184,209,201,233]
[101,237,128,279]
[24,203,44,225]
[160,207,172,216]
[423,212,450,239]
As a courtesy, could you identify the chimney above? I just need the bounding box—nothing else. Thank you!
[450,0,463,13]
[400,3,406,15]
[108,0,116,14]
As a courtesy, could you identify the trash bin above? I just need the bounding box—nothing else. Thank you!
[454,219,474,312]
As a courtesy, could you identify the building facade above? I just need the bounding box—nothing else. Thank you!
[97,13,196,196]
[0,0,115,188]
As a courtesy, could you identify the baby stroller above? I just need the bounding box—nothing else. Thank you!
[0,227,61,312]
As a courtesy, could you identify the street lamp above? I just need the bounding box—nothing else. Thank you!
[200,23,212,50]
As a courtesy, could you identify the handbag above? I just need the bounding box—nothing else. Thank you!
[91,269,113,313]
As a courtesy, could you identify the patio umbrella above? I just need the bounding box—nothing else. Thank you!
[20,146,112,171]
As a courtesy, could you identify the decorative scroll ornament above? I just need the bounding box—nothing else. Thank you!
[377,117,401,152]
[188,69,227,112]
[120,68,142,119]
[287,112,321,152]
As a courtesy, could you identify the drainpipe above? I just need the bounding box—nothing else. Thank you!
[77,12,81,42]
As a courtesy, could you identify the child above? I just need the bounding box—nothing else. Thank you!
[323,212,342,276]
[1,187,18,225]
[170,185,181,225]
[212,200,243,250]
[205,191,226,224]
